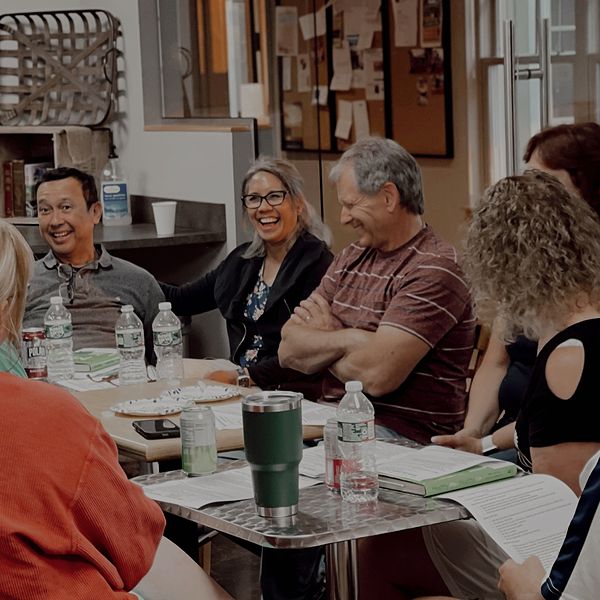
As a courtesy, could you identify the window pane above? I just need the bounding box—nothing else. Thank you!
[552,62,574,120]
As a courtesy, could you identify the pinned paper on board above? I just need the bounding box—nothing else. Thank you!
[299,6,327,41]
[352,100,370,139]
[392,0,418,47]
[311,85,329,106]
[330,45,352,91]
[420,0,443,47]
[276,6,299,56]
[284,102,303,127]
[282,56,292,91]
[335,99,353,139]
[346,34,365,88]
[364,48,384,101]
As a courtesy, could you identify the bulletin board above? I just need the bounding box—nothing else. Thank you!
[277,0,453,158]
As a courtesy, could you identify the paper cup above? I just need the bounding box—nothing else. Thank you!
[152,201,177,236]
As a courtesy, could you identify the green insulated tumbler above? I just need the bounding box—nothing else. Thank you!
[242,392,303,517]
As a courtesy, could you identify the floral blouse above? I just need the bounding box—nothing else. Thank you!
[239,268,271,367]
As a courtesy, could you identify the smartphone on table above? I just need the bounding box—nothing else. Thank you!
[132,419,180,439]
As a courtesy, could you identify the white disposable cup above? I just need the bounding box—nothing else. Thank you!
[152,201,177,236]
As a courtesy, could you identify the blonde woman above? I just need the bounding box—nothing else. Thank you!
[359,170,600,600]
[0,219,31,376]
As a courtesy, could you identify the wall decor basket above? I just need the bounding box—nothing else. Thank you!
[0,10,120,126]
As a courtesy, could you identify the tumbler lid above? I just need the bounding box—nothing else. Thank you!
[242,391,302,413]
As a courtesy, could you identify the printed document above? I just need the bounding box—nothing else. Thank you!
[439,475,577,571]
[142,466,319,509]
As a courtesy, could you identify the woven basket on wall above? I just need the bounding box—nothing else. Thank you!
[0,10,120,127]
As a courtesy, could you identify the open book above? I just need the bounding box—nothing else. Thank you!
[377,444,519,496]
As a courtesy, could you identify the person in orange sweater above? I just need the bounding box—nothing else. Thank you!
[0,219,231,598]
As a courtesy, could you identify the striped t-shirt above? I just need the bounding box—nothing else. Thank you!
[316,225,474,443]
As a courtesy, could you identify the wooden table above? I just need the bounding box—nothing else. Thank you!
[71,360,324,465]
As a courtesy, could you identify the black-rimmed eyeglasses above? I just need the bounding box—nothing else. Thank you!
[241,190,287,209]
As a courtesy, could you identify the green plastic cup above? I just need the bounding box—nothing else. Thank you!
[242,392,303,517]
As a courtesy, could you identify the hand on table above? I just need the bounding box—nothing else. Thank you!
[204,370,238,386]
[431,428,484,454]
[498,556,545,600]
[290,293,343,331]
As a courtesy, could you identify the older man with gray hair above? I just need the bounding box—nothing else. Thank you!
[279,136,474,443]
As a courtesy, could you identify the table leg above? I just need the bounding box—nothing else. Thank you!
[325,539,359,600]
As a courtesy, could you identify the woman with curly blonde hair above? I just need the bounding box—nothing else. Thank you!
[434,122,600,460]
[465,170,600,483]
[465,169,600,343]
[0,219,33,376]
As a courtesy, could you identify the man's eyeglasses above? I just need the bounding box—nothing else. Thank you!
[241,190,287,209]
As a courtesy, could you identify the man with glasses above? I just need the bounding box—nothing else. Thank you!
[23,167,164,362]
[279,137,475,444]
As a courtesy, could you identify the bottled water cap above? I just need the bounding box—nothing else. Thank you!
[121,304,134,313]
[50,296,63,305]
[158,301,172,311]
[345,380,363,392]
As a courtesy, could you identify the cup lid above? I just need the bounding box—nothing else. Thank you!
[242,391,302,413]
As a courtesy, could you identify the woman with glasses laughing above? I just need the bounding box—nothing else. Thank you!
[160,157,333,396]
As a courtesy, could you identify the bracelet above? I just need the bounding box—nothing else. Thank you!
[236,367,251,388]
[481,434,498,455]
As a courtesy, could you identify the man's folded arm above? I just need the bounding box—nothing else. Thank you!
[279,321,366,374]
[329,325,430,397]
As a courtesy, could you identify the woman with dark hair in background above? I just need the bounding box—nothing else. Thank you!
[161,157,333,396]
[433,122,600,458]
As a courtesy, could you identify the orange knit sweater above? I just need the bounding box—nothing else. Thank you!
[0,373,165,598]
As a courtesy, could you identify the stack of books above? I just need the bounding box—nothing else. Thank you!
[3,159,52,217]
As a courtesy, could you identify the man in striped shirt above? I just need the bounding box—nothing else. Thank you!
[279,137,474,444]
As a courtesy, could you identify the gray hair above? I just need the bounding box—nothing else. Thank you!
[241,156,332,258]
[329,137,424,215]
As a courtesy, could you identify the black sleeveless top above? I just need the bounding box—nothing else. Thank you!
[515,319,600,471]
[492,336,537,431]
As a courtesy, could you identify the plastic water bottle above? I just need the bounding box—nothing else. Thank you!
[337,380,378,503]
[115,305,147,386]
[44,296,74,381]
[152,301,184,385]
[100,145,132,226]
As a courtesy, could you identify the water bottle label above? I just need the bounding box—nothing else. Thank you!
[153,329,182,347]
[326,457,342,490]
[117,330,144,349]
[337,420,375,443]
[101,182,128,218]
[45,322,73,340]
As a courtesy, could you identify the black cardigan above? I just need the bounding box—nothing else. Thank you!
[160,231,333,395]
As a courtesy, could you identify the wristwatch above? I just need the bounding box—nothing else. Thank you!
[481,434,498,455]
[236,367,251,388]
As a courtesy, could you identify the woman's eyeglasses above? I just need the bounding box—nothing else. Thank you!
[241,190,287,209]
